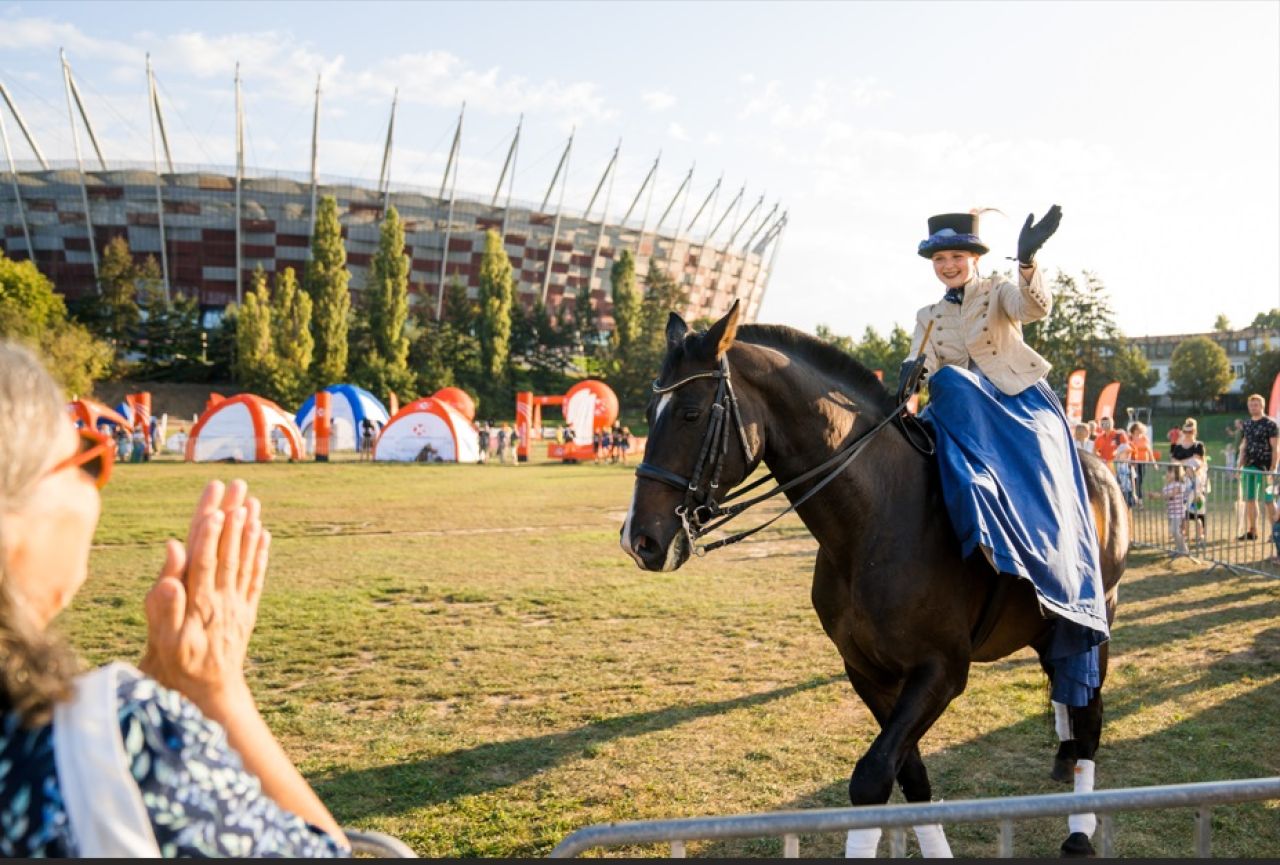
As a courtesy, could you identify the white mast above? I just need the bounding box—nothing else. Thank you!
[146,55,171,302]
[61,50,99,286]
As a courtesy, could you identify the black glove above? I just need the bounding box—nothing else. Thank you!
[1016,204,1063,266]
[895,357,926,406]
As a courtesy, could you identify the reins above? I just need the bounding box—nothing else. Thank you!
[635,348,935,557]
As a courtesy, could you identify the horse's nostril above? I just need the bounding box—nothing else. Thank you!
[633,534,650,551]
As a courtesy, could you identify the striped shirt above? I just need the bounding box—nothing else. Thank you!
[1163,481,1187,521]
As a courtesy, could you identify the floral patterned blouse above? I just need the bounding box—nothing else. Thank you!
[0,668,349,858]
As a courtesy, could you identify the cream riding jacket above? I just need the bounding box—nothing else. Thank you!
[908,266,1052,397]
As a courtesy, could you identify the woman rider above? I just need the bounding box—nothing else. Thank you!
[895,207,1109,713]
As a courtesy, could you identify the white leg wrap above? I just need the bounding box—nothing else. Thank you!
[845,827,882,858]
[1053,701,1073,741]
[1067,758,1097,836]
[913,823,953,858]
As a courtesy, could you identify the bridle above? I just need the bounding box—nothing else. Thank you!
[635,353,932,557]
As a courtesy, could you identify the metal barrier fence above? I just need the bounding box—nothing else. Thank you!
[550,777,1280,858]
[1125,461,1280,578]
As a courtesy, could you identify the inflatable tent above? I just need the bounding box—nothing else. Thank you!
[432,387,476,422]
[296,385,390,452]
[185,394,304,462]
[374,397,480,463]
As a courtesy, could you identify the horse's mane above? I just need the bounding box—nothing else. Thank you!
[735,324,896,415]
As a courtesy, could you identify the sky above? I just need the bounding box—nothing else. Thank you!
[1,1,1277,340]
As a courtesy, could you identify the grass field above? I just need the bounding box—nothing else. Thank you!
[64,455,1279,857]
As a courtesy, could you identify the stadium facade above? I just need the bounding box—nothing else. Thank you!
[0,57,787,331]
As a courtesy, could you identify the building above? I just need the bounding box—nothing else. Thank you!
[0,57,786,331]
[1129,326,1279,405]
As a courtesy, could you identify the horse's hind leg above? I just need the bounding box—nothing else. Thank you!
[1037,654,1078,784]
[1060,642,1109,858]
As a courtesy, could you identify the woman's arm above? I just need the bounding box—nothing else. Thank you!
[996,264,1052,324]
[141,481,347,847]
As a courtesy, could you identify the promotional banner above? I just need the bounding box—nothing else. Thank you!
[1065,370,1086,423]
[1095,382,1121,423]
[1270,371,1280,420]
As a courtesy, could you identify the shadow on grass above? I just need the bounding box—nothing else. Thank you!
[315,673,844,820]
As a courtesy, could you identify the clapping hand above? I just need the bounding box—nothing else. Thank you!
[140,479,270,717]
[1016,204,1063,267]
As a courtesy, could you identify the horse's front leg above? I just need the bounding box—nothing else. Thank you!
[843,658,964,857]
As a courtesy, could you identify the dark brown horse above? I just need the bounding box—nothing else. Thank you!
[621,302,1128,857]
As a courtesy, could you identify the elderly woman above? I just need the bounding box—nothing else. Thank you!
[0,341,349,857]
[896,208,1108,712]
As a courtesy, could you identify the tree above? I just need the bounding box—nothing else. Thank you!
[1168,336,1232,410]
[1251,309,1280,330]
[304,195,350,386]
[1242,349,1280,403]
[1213,313,1232,332]
[1024,269,1156,416]
[353,207,414,401]
[95,236,143,354]
[233,267,278,396]
[269,267,314,405]
[476,229,514,383]
[607,262,689,410]
[609,249,639,352]
[0,250,111,396]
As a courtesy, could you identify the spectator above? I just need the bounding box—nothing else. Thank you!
[1092,416,1128,469]
[115,426,131,462]
[1224,419,1243,470]
[360,417,375,462]
[507,423,520,464]
[130,425,148,463]
[496,424,508,464]
[1160,463,1189,555]
[1237,393,1279,541]
[618,427,633,466]
[477,423,490,464]
[1127,422,1156,502]
[1114,442,1136,509]
[1071,422,1093,454]
[1183,457,1207,548]
[1170,418,1206,466]
[0,341,349,858]
[1086,419,1098,446]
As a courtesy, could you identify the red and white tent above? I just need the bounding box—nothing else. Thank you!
[374,397,480,463]
[185,394,304,462]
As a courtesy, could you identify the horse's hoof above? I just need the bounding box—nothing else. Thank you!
[1060,832,1095,858]
[1051,756,1077,784]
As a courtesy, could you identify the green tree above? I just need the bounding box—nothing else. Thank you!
[609,249,639,352]
[233,267,278,396]
[1251,309,1280,330]
[1213,313,1232,332]
[1169,336,1233,410]
[0,250,111,396]
[304,195,350,386]
[269,267,314,405]
[1024,269,1156,416]
[353,207,414,402]
[476,229,514,382]
[96,237,143,353]
[1242,349,1280,402]
[607,262,689,410]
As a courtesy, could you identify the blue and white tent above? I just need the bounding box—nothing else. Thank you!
[295,385,390,452]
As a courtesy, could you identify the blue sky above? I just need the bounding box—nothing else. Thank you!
[2,1,1277,339]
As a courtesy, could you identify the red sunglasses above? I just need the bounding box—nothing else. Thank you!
[50,426,115,489]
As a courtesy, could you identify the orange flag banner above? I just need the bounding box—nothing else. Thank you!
[1095,382,1121,423]
[1065,370,1086,423]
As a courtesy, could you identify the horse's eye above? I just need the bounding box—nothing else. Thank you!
[683,409,701,422]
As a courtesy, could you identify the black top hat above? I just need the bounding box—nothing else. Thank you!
[917,212,990,258]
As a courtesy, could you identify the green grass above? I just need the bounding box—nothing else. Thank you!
[61,456,1280,857]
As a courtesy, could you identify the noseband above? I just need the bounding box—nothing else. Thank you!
[635,354,932,557]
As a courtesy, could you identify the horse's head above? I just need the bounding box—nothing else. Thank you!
[621,301,760,571]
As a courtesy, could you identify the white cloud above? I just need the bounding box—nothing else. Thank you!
[641,90,675,111]
[667,122,688,141]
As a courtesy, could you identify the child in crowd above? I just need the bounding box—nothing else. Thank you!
[1114,442,1136,509]
[1162,464,1188,555]
[1182,457,1207,548]
[1072,422,1093,454]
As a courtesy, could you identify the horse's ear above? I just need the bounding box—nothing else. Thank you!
[666,312,688,351]
[704,300,741,359]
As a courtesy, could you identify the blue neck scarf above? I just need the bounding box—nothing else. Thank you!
[943,287,964,304]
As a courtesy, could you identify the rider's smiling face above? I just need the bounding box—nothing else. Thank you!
[931,250,977,289]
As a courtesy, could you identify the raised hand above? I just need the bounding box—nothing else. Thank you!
[1016,204,1063,266]
[140,479,269,716]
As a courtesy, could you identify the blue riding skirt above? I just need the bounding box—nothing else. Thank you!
[923,365,1109,707]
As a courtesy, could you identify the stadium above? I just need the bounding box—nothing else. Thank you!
[0,57,787,330]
